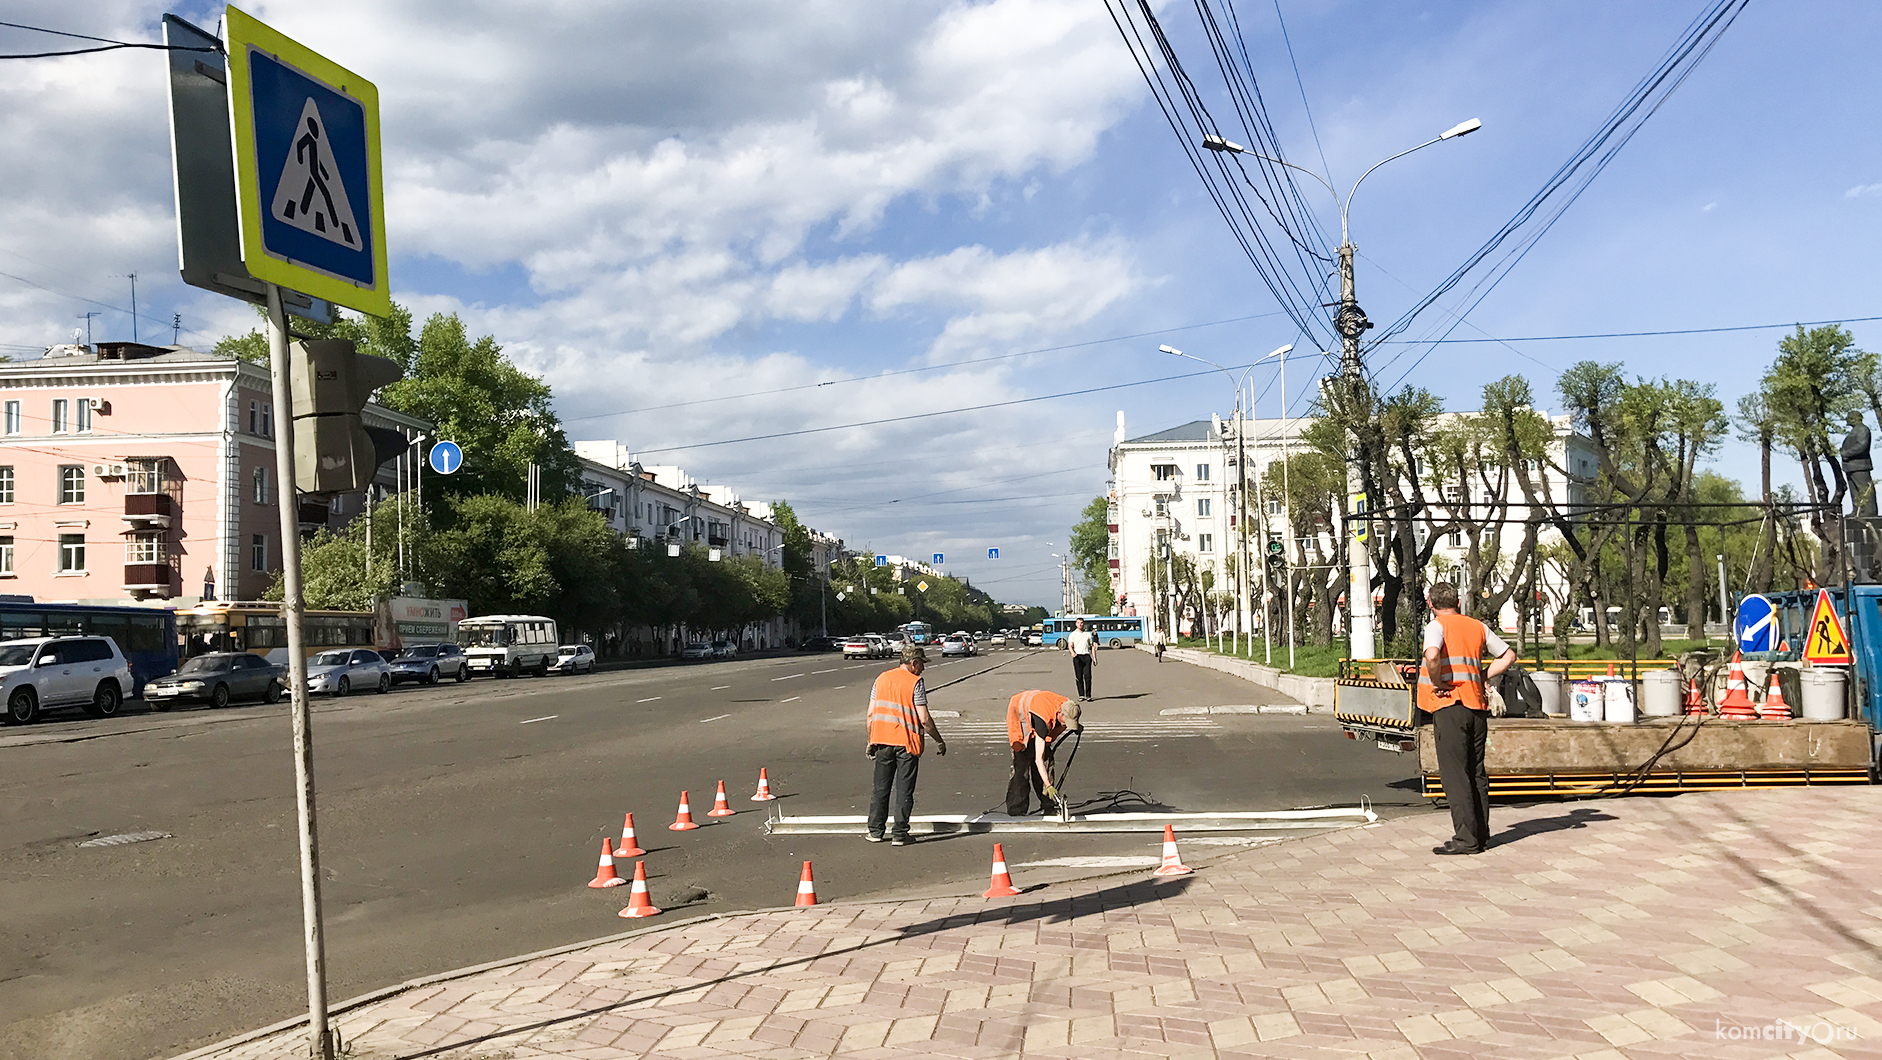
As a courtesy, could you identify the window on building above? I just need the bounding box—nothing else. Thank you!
[127,532,164,564]
[76,399,91,433]
[1444,484,1466,507]
[3,401,17,435]
[0,466,12,505]
[51,399,68,433]
[251,533,268,571]
[58,465,84,504]
[1153,498,1167,517]
[1267,497,1282,516]
[1446,528,1464,549]
[253,465,271,505]
[248,400,259,434]
[58,534,84,572]
[261,403,272,437]
[1195,463,1211,481]
[1198,533,1213,553]
[1523,458,1541,473]
[1152,463,1179,481]
[1196,498,1211,517]
[127,458,165,495]
[0,536,12,575]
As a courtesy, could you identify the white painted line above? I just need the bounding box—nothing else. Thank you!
[1159,706,1210,716]
[1158,704,1308,716]
[637,697,662,703]
[845,664,868,669]
[771,673,805,681]
[834,685,847,690]
[928,710,961,718]
[1015,855,1159,869]
[812,668,838,674]
[781,696,800,703]
[699,713,731,723]
[520,715,558,725]
[710,685,731,691]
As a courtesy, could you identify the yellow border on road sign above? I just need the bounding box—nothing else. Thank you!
[1803,588,1852,665]
[225,5,389,317]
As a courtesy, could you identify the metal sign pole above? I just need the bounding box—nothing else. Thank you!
[265,283,335,1060]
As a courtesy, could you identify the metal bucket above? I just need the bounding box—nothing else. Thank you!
[1532,671,1564,716]
[1568,680,1603,721]
[1801,669,1847,720]
[1602,677,1636,723]
[1640,670,1682,716]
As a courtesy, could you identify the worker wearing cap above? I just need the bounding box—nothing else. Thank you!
[1418,580,1516,856]
[1005,689,1082,816]
[865,645,947,845]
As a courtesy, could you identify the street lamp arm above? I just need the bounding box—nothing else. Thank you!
[1341,136,1441,245]
[1201,135,1337,200]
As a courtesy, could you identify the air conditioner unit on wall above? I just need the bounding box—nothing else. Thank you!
[93,462,127,479]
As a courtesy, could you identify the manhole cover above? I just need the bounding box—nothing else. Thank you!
[78,831,172,848]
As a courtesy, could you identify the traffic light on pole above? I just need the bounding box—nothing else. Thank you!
[288,339,408,494]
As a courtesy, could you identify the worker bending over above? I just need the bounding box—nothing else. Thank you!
[1005,689,1082,816]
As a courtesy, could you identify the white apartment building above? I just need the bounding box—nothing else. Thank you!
[1107,410,1596,638]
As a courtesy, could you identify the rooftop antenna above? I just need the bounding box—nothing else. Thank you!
[78,311,99,346]
[125,272,138,343]
[172,312,181,344]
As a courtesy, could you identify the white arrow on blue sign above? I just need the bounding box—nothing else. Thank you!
[932,553,944,565]
[1735,593,1775,653]
[429,440,463,475]
[987,547,999,560]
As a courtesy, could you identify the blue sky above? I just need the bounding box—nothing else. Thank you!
[1,1,1878,607]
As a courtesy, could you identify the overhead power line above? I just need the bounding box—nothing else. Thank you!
[0,19,216,59]
[1378,313,1882,345]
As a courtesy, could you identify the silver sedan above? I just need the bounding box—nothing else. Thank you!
[305,649,391,696]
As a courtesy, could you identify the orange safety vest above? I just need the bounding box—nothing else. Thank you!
[1416,611,1489,711]
[867,666,924,755]
[1006,689,1071,751]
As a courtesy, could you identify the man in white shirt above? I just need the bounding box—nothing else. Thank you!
[1066,619,1098,701]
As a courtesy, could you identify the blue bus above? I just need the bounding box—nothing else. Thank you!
[900,621,936,646]
[1041,615,1144,649]
[0,601,178,694]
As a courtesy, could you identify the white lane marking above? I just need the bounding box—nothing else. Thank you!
[928,710,961,718]
[1015,856,1159,869]
[812,669,838,675]
[637,697,662,703]
[834,685,847,690]
[772,673,805,681]
[520,715,558,725]
[710,685,731,691]
[781,696,800,703]
[700,713,731,723]
[844,664,868,669]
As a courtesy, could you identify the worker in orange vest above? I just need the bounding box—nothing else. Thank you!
[1419,581,1517,855]
[1005,690,1082,816]
[865,645,947,845]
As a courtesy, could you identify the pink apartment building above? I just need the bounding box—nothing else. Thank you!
[0,342,428,605]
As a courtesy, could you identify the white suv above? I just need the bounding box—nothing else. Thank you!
[0,636,134,724]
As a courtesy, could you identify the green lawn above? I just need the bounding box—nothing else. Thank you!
[1172,635,1727,679]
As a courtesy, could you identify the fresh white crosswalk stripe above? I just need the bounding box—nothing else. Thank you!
[942,719,1221,742]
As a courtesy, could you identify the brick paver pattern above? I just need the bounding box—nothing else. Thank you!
[192,788,1882,1059]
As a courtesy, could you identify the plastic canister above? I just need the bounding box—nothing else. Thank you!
[1568,680,1603,721]
[1801,669,1847,720]
[1531,671,1564,716]
[1640,670,1681,717]
[1602,678,1636,723]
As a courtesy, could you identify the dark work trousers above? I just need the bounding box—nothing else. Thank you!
[1432,703,1491,849]
[867,745,921,839]
[1005,743,1056,816]
[1072,653,1094,699]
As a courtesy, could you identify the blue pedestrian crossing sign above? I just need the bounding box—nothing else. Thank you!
[1734,593,1775,653]
[875,555,888,567]
[932,553,944,565]
[428,440,463,475]
[225,6,390,317]
[987,547,1000,560]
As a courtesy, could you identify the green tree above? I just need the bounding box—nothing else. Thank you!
[1069,495,1113,614]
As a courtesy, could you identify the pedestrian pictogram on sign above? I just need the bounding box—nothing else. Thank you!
[987,548,999,560]
[932,553,944,565]
[271,100,361,248]
[1803,588,1852,664]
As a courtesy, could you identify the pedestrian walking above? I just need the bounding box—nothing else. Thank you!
[1067,618,1098,700]
[1005,689,1082,816]
[1418,581,1516,855]
[864,645,947,845]
[1152,627,1166,662]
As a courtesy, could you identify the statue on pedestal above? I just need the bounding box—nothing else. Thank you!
[1844,412,1876,519]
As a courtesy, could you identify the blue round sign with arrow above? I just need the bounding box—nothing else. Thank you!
[1735,593,1775,653]
[429,440,464,475]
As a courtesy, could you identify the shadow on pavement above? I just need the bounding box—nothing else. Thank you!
[1489,806,1617,847]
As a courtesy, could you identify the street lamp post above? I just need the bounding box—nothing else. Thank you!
[1204,118,1480,659]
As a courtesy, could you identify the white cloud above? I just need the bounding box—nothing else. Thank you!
[1847,183,1882,199]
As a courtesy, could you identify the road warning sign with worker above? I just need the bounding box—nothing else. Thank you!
[1804,588,1853,665]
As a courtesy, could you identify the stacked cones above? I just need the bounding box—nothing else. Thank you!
[795,861,818,907]
[669,791,700,831]
[983,844,1020,898]
[1761,672,1793,720]
[616,861,660,918]
[750,768,776,801]
[1718,653,1758,720]
[706,780,737,817]
[613,813,645,858]
[1152,824,1192,877]
[588,840,626,888]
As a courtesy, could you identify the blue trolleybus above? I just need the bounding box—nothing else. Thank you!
[1041,615,1144,649]
[899,621,936,646]
[0,600,178,694]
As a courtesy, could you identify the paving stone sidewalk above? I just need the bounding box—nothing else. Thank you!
[187,788,1882,1059]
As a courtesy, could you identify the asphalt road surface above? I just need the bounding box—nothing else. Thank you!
[0,646,1427,1060]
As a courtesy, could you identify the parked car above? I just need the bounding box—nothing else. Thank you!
[386,643,469,685]
[305,649,391,696]
[681,642,713,660]
[144,652,284,708]
[554,644,597,674]
[710,640,737,659]
[799,636,840,652]
[0,636,135,723]
[842,636,874,659]
[940,633,972,657]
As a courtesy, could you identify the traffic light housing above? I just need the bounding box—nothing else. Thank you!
[288,338,408,494]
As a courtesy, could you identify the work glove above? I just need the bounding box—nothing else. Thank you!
[1042,785,1059,800]
[934,738,947,756]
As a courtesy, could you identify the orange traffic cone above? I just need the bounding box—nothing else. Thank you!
[1718,653,1758,720]
[1152,824,1192,877]
[750,767,776,802]
[794,861,818,907]
[1606,661,1617,677]
[1761,672,1793,720]
[588,839,625,888]
[1683,677,1707,716]
[706,780,736,817]
[613,812,645,858]
[616,861,661,918]
[668,791,700,831]
[983,843,1020,898]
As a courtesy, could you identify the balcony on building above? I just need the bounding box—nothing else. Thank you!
[121,491,175,529]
